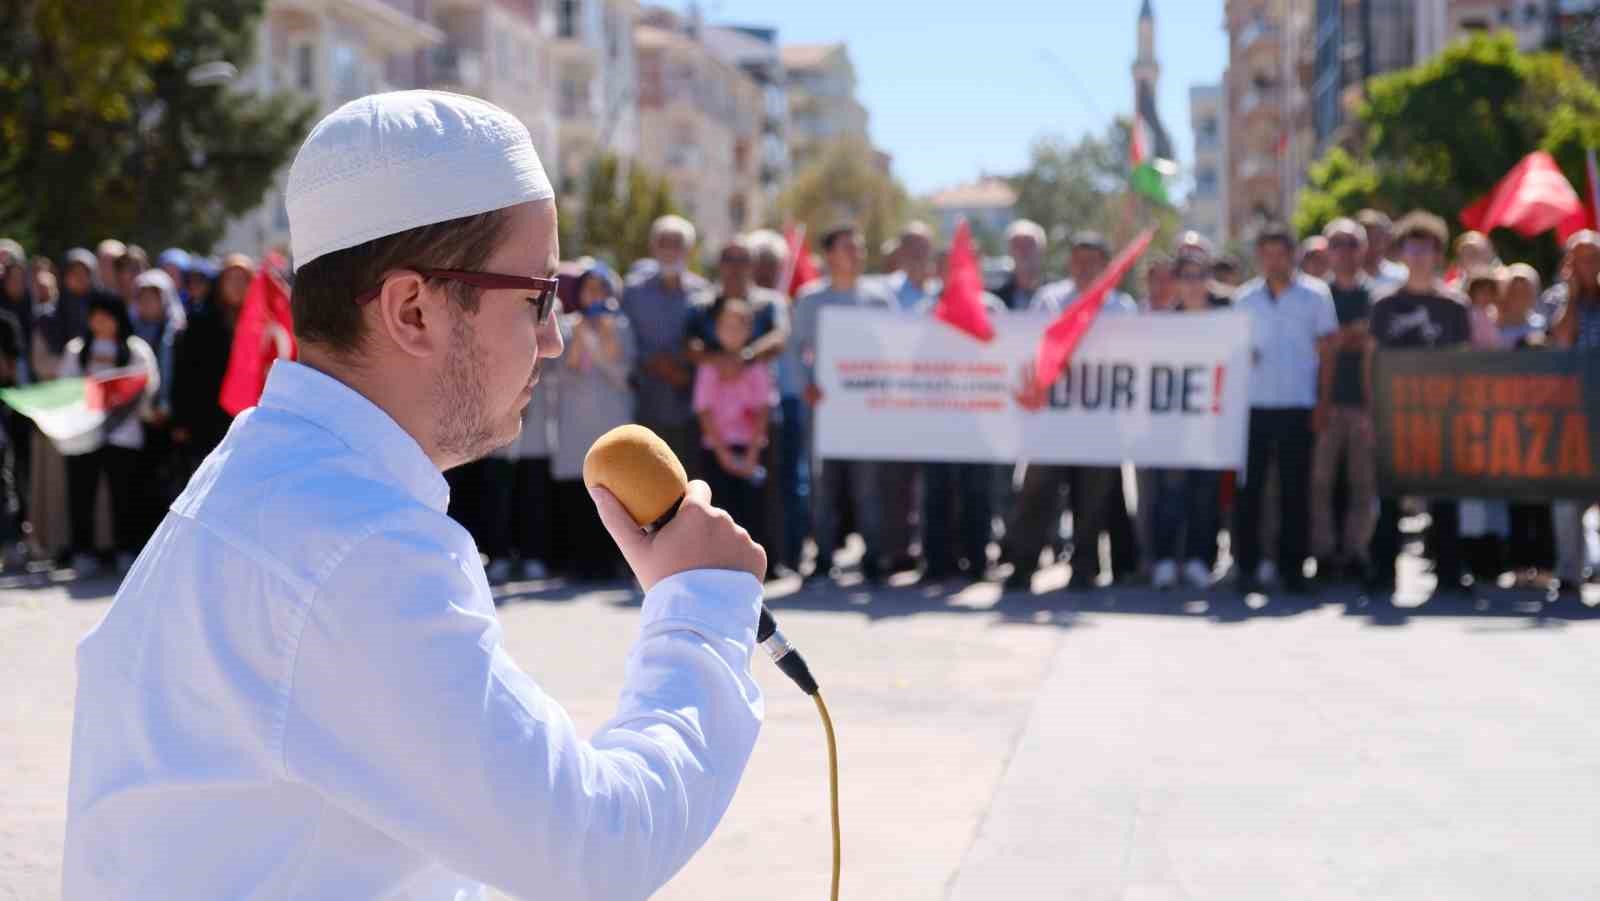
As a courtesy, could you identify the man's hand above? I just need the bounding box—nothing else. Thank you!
[591,480,766,591]
[1312,403,1331,434]
[804,383,824,406]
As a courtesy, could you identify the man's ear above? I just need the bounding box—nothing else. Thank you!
[372,270,446,360]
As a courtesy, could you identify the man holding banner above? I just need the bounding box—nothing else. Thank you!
[795,223,894,582]
[1367,212,1472,597]
[1005,232,1140,591]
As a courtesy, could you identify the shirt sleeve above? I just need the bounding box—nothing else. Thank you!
[1314,287,1339,338]
[284,519,764,901]
[691,363,714,414]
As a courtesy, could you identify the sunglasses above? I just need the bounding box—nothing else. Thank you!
[355,267,560,324]
[1327,238,1360,250]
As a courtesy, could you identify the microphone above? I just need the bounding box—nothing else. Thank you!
[584,424,819,696]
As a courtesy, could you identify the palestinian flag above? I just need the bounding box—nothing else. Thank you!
[1129,114,1175,207]
[0,367,150,455]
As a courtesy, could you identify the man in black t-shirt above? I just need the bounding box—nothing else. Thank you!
[1310,218,1378,580]
[1365,211,1471,597]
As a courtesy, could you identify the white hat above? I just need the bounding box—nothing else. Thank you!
[285,90,554,272]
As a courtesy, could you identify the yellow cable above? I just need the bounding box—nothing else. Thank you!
[813,691,840,901]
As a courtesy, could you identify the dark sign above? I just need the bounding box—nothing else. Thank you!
[1374,351,1600,501]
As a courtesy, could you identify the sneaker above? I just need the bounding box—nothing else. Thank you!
[1151,559,1178,589]
[519,559,548,581]
[485,558,513,584]
[1183,559,1213,589]
[70,553,100,578]
[1256,560,1279,587]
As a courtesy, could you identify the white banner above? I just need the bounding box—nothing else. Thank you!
[813,308,1253,469]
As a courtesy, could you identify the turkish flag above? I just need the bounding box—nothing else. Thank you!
[1032,228,1156,393]
[1459,151,1586,241]
[219,252,296,416]
[784,224,820,298]
[933,220,994,343]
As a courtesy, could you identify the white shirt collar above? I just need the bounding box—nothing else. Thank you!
[257,360,451,513]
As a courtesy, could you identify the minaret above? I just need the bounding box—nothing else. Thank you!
[1132,0,1174,161]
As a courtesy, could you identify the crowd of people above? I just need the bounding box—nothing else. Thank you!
[3,207,1598,603]
[0,239,252,577]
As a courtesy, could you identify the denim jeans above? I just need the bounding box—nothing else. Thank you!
[1149,468,1220,563]
[923,462,994,573]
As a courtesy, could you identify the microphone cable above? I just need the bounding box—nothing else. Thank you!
[757,608,840,901]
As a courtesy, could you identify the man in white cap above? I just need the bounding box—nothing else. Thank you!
[63,91,766,900]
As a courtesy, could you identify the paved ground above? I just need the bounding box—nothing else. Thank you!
[3,556,1599,900]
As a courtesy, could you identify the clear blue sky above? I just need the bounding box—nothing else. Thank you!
[688,0,1228,197]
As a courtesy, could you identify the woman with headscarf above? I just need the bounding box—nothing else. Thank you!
[58,294,160,576]
[551,262,636,580]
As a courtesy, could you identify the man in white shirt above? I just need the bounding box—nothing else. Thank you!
[1005,232,1141,591]
[1233,224,1339,596]
[63,91,766,900]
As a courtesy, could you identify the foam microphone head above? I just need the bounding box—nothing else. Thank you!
[582,424,688,531]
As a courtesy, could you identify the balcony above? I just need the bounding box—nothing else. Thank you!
[276,0,444,53]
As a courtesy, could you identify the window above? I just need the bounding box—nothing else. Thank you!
[558,0,579,38]
[293,42,315,92]
[497,31,513,81]
[560,78,584,117]
[331,42,361,101]
[1195,167,1219,196]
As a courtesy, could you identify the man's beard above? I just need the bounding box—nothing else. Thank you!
[432,310,501,465]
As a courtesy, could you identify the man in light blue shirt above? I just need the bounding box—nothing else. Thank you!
[794,223,895,582]
[1232,223,1339,596]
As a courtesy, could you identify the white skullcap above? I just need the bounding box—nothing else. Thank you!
[286,90,554,272]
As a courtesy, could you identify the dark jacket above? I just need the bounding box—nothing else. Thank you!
[171,301,236,455]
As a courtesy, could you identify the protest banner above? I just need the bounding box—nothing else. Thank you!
[813,308,1252,468]
[1373,350,1600,501]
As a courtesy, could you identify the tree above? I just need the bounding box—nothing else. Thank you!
[776,136,909,271]
[559,153,679,273]
[1008,121,1182,285]
[1294,33,1600,272]
[0,0,314,257]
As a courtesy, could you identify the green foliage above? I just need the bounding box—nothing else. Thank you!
[562,154,680,272]
[1294,33,1600,272]
[0,0,312,256]
[0,0,315,257]
[776,136,909,271]
[1008,122,1181,287]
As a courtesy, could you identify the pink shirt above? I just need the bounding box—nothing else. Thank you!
[693,362,771,449]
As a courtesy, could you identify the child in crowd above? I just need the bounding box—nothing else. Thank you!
[1465,269,1503,349]
[692,297,769,536]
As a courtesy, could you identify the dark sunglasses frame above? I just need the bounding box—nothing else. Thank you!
[355,267,560,323]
